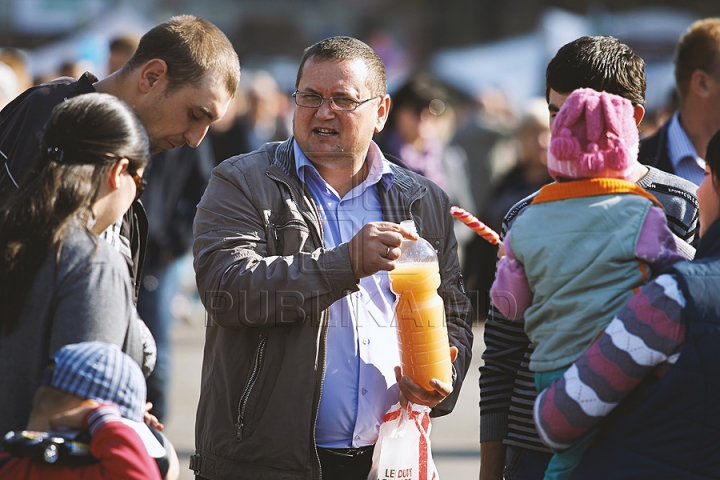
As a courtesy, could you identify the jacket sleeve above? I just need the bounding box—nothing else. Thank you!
[193,159,360,328]
[431,189,474,417]
[85,405,162,480]
[636,205,687,269]
[490,231,532,320]
[533,274,686,451]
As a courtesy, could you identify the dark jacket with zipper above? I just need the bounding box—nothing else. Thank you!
[191,138,473,480]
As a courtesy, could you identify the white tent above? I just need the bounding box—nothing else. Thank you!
[430,7,699,113]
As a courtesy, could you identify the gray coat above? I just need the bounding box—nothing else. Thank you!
[0,222,145,435]
[191,138,473,479]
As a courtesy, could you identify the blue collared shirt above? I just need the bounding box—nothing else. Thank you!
[293,140,401,448]
[667,112,706,186]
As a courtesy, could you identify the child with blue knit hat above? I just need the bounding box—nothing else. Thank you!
[490,88,685,480]
[0,341,177,480]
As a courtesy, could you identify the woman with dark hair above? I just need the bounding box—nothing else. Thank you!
[0,92,152,436]
[533,129,720,478]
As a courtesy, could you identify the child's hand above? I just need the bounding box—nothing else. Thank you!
[144,402,164,431]
[49,399,100,429]
[497,243,505,259]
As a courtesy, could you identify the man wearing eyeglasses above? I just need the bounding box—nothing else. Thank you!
[191,36,473,480]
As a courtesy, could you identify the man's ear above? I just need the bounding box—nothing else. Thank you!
[633,103,645,127]
[107,159,130,190]
[138,59,168,94]
[374,94,392,133]
[690,69,712,99]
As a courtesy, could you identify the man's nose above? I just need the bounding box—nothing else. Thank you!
[314,99,336,119]
[185,125,209,148]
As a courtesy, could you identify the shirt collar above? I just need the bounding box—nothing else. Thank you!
[293,140,395,191]
[667,111,705,168]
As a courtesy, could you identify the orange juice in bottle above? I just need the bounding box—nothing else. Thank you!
[389,220,452,391]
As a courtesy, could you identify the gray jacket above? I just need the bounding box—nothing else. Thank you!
[191,138,473,480]
[0,222,145,436]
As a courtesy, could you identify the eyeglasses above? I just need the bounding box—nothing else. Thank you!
[292,91,379,111]
[127,166,146,201]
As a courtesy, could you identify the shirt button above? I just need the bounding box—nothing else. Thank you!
[354,435,360,440]
[362,388,368,395]
[362,338,370,345]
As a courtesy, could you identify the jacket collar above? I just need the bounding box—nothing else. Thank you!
[271,136,418,193]
[271,137,296,175]
[532,178,663,208]
[78,72,98,93]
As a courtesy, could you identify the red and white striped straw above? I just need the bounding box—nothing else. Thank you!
[449,206,501,245]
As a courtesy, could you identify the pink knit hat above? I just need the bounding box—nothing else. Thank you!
[547,88,639,181]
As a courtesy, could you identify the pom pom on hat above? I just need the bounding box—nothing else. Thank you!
[549,128,580,160]
[547,88,639,181]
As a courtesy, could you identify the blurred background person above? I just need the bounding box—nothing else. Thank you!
[378,73,476,258]
[481,98,552,232]
[451,87,518,220]
[207,81,249,165]
[237,71,291,152]
[57,59,94,79]
[640,17,720,186]
[108,34,141,75]
[462,98,552,319]
[208,70,289,163]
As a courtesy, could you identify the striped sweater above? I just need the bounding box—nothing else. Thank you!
[533,274,686,450]
[479,166,698,452]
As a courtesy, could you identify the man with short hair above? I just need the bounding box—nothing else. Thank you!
[479,35,699,480]
[640,18,720,186]
[0,14,240,297]
[191,36,473,480]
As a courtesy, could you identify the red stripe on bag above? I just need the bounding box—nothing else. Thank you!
[384,409,402,422]
[408,408,429,480]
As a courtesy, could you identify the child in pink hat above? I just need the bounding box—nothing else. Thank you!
[490,88,684,480]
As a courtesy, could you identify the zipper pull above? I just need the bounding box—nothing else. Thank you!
[235,417,243,442]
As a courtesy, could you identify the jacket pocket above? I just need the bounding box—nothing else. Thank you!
[235,334,268,442]
[268,219,310,256]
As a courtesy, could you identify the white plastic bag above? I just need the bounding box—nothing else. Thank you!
[367,402,439,480]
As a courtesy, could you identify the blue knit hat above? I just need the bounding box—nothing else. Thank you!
[41,342,165,458]
[42,341,145,422]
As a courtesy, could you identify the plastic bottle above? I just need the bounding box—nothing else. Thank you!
[389,220,452,391]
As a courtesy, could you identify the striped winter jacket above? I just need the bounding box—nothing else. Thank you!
[536,218,720,479]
